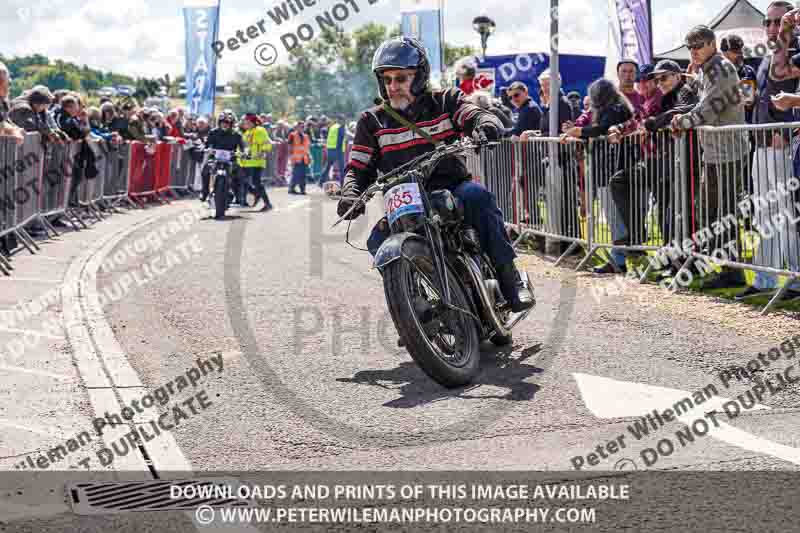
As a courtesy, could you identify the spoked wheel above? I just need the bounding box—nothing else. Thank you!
[383,244,480,388]
[213,174,227,219]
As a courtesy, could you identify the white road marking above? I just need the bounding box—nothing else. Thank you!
[0,419,76,441]
[0,278,62,283]
[0,327,64,339]
[574,373,800,466]
[0,365,73,380]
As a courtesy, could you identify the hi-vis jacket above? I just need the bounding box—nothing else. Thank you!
[288,130,311,165]
[239,126,272,168]
[342,88,502,195]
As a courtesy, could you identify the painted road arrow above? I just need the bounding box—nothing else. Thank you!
[573,373,800,467]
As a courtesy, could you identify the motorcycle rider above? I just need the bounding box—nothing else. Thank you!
[337,36,534,312]
[203,111,245,219]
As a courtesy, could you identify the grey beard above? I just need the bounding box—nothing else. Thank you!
[389,96,412,111]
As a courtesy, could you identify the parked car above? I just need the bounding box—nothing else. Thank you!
[116,85,135,96]
[97,86,117,97]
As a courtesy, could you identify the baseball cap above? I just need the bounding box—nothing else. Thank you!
[638,64,656,81]
[652,60,682,76]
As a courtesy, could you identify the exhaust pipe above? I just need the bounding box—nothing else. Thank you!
[458,255,535,338]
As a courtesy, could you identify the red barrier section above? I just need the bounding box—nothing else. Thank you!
[128,142,158,205]
[154,142,172,195]
[275,143,289,179]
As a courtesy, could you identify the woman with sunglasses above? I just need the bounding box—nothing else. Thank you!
[562,78,638,274]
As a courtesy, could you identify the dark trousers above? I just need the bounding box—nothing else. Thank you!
[289,163,307,193]
[700,159,746,252]
[201,165,211,201]
[608,169,649,244]
[651,155,675,247]
[367,181,516,267]
[244,167,271,207]
[322,150,345,183]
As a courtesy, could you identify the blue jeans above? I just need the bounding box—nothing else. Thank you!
[367,180,517,267]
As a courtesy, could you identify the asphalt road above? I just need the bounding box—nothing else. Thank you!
[100,189,800,474]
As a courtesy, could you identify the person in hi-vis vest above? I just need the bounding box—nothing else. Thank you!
[239,113,274,211]
[321,115,346,184]
[288,120,311,195]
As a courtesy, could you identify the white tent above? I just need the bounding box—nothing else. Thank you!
[655,0,765,62]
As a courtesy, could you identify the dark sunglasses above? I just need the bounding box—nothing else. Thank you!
[686,41,708,50]
[508,92,524,99]
[763,17,782,27]
[382,73,411,85]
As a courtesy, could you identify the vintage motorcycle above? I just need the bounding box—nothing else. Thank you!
[333,138,536,388]
[206,148,235,219]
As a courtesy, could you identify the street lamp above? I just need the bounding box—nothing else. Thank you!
[472,15,496,60]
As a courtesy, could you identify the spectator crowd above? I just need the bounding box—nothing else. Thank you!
[455,2,800,302]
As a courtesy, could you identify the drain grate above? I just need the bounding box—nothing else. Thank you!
[67,477,254,515]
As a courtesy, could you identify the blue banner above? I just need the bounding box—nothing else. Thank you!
[183,0,221,117]
[400,9,443,86]
[477,53,606,101]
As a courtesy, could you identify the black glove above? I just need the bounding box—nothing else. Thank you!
[474,123,500,143]
[337,195,365,220]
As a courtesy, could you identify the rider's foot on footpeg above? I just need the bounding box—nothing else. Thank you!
[511,281,535,313]
[497,264,535,313]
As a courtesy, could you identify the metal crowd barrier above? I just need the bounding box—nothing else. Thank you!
[101,142,137,209]
[578,130,692,274]
[0,132,153,274]
[482,125,800,315]
[0,131,236,275]
[80,139,109,222]
[167,143,195,196]
[0,136,24,273]
[682,122,800,313]
[40,139,81,232]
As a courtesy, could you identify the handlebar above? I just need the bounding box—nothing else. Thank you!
[331,138,497,227]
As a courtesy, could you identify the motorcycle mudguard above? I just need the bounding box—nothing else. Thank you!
[373,232,430,272]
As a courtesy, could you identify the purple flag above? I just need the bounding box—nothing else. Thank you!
[615,0,652,65]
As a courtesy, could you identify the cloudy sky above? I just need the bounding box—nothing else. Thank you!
[0,0,775,84]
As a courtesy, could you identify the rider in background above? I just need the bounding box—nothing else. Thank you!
[239,113,274,212]
[336,36,534,313]
[202,111,244,207]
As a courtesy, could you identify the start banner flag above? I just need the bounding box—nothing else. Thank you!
[183,0,221,116]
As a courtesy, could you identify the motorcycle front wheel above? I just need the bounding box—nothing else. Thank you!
[213,173,227,219]
[383,247,480,388]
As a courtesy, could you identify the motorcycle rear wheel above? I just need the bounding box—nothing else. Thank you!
[383,248,480,388]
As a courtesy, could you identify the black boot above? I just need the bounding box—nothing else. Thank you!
[496,263,535,313]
